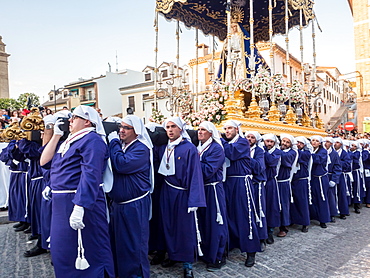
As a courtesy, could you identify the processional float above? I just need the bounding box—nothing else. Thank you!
[154,0,327,137]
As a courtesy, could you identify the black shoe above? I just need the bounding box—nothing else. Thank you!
[161,258,177,268]
[184,268,194,278]
[320,222,327,228]
[339,214,347,220]
[150,252,165,265]
[301,225,308,233]
[331,217,336,223]
[28,234,38,241]
[245,252,256,267]
[260,240,266,252]
[24,246,47,257]
[266,233,274,244]
[355,209,361,214]
[206,259,225,272]
[23,226,32,234]
[13,222,23,229]
[14,223,29,232]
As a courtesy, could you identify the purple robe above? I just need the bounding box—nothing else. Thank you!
[50,132,114,278]
[18,139,44,236]
[158,139,206,263]
[264,147,282,228]
[349,150,363,204]
[291,149,311,226]
[222,137,260,253]
[363,150,370,204]
[40,152,52,250]
[277,148,296,227]
[327,148,342,217]
[0,141,29,222]
[108,139,151,278]
[336,148,350,215]
[309,147,330,224]
[250,145,267,240]
[197,141,228,264]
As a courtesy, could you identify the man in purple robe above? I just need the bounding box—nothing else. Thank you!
[276,134,298,238]
[261,134,282,244]
[361,139,370,207]
[107,115,152,278]
[349,141,364,214]
[290,136,312,233]
[196,121,228,272]
[40,105,114,278]
[156,117,206,278]
[222,120,260,267]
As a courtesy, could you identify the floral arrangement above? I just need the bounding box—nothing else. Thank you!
[289,79,306,104]
[190,88,227,126]
[271,74,289,103]
[252,66,273,97]
[177,89,194,125]
[149,108,165,124]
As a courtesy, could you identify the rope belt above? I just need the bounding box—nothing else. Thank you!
[9,170,27,173]
[277,178,294,203]
[118,191,149,205]
[205,181,223,225]
[31,176,43,181]
[52,189,77,194]
[313,173,327,201]
[164,180,187,191]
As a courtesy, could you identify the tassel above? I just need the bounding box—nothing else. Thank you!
[193,211,203,256]
[216,213,224,225]
[75,229,90,270]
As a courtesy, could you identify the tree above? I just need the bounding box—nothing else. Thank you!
[17,93,40,109]
[0,98,22,111]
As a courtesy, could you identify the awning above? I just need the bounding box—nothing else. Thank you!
[70,89,79,92]
[82,103,95,106]
[80,82,95,88]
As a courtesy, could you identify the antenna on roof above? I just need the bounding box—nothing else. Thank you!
[108,62,111,72]
[116,51,118,72]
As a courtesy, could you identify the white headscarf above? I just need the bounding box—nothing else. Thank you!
[223,120,244,138]
[310,135,323,144]
[105,116,123,124]
[333,137,343,145]
[199,121,222,148]
[245,131,262,143]
[260,133,280,153]
[295,135,313,204]
[280,133,299,184]
[280,133,297,150]
[296,136,313,152]
[73,105,113,193]
[145,122,162,133]
[43,115,56,125]
[342,139,350,149]
[324,137,335,144]
[54,110,72,119]
[163,117,192,143]
[122,115,154,192]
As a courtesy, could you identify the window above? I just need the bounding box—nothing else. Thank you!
[282,62,286,75]
[63,91,68,98]
[128,96,135,112]
[50,94,54,101]
[323,89,326,98]
[161,70,168,78]
[145,73,151,81]
[324,104,326,114]
[142,94,149,111]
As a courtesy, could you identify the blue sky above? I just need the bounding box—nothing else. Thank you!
[0,0,354,102]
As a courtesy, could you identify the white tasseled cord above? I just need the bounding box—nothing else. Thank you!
[75,229,90,270]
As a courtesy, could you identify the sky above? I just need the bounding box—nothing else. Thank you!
[0,0,355,103]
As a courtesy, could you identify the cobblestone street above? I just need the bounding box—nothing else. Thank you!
[2,205,370,277]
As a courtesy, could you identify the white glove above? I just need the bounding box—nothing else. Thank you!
[54,119,64,136]
[69,205,85,230]
[108,131,119,142]
[42,186,51,201]
[329,181,336,188]
[188,207,198,213]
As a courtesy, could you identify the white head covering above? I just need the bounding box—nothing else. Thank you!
[310,135,323,143]
[73,105,105,137]
[295,136,314,152]
[73,105,113,193]
[342,139,350,148]
[261,133,279,147]
[43,115,56,125]
[245,131,262,143]
[105,116,123,124]
[333,137,343,145]
[54,110,72,119]
[351,140,360,150]
[223,120,244,137]
[324,137,335,144]
[163,117,192,142]
[145,122,162,133]
[280,133,297,149]
[199,121,222,148]
[122,115,154,192]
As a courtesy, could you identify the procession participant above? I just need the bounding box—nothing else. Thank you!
[261,134,282,244]
[196,121,228,272]
[0,140,30,232]
[362,139,370,207]
[18,138,47,257]
[107,115,152,278]
[349,141,364,214]
[324,137,342,223]
[309,135,331,228]
[222,120,260,267]
[333,137,351,219]
[40,105,114,278]
[276,134,299,237]
[156,117,206,278]
[245,131,267,251]
[290,136,312,233]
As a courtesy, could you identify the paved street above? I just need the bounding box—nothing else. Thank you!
[2,206,370,278]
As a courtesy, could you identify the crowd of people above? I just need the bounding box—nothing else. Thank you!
[1,106,370,278]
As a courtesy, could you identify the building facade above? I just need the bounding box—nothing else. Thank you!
[0,36,10,99]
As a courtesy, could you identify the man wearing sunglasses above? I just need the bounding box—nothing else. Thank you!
[107,115,153,278]
[40,105,114,278]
